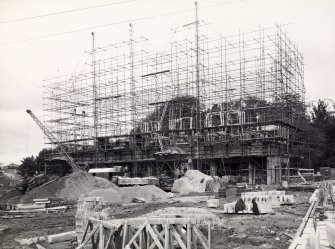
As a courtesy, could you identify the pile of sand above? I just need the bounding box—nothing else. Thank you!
[19,171,168,204]
[19,171,116,203]
[172,170,220,195]
[85,185,168,204]
[86,188,122,203]
[118,185,168,203]
[18,187,55,204]
[55,171,116,201]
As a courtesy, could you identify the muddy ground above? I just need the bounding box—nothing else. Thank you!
[0,190,311,249]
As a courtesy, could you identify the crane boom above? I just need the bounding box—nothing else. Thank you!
[26,109,80,171]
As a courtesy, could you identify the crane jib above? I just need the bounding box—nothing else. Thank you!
[26,109,80,171]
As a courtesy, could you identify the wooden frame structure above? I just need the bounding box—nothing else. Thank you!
[77,217,211,249]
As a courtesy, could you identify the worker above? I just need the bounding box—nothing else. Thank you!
[123,166,130,177]
[235,198,246,213]
[187,157,193,168]
[174,167,180,179]
[255,185,262,192]
[252,197,259,215]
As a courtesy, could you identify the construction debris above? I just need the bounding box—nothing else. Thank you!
[2,206,67,214]
[16,174,56,192]
[15,236,45,246]
[35,244,46,249]
[288,181,335,248]
[172,170,220,195]
[47,230,76,244]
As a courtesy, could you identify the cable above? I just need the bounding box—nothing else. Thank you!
[1,0,245,46]
[27,113,29,156]
[0,0,135,25]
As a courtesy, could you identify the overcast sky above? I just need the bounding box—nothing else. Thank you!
[0,0,334,164]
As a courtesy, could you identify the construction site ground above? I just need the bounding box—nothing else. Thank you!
[0,190,311,249]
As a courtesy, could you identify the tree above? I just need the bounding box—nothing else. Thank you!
[18,148,53,176]
[306,99,335,168]
[35,148,52,172]
[311,100,333,128]
[19,156,37,177]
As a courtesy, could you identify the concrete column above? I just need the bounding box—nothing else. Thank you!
[209,161,217,176]
[133,162,138,177]
[267,156,282,185]
[253,164,256,184]
[248,162,254,185]
[147,163,153,177]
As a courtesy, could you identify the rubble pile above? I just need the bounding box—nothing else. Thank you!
[172,170,220,195]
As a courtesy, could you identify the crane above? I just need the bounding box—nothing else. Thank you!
[26,109,80,172]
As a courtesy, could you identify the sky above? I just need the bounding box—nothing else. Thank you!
[0,0,334,164]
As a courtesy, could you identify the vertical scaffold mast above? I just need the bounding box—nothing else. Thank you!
[195,1,201,170]
[92,32,98,168]
[129,23,138,175]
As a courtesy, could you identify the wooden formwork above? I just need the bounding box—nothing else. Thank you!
[76,217,211,249]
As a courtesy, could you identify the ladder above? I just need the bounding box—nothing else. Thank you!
[26,109,80,172]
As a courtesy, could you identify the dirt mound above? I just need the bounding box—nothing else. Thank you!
[19,171,117,203]
[18,171,166,204]
[86,188,122,203]
[55,171,116,201]
[0,189,24,204]
[85,185,168,204]
[18,187,55,204]
[118,185,168,203]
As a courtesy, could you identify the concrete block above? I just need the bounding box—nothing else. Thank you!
[47,231,76,244]
[207,199,219,208]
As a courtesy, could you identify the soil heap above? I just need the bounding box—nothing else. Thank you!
[118,185,168,202]
[19,171,116,203]
[86,185,168,204]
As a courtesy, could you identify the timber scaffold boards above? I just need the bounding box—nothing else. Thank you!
[76,217,211,249]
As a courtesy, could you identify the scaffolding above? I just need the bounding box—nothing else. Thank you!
[43,19,305,181]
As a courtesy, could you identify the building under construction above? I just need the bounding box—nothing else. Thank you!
[42,15,306,184]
